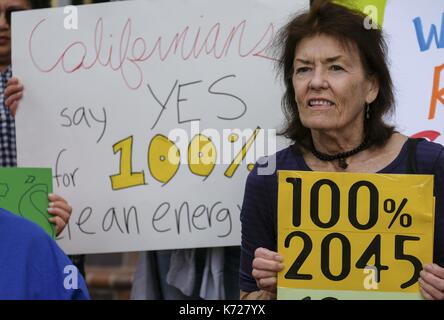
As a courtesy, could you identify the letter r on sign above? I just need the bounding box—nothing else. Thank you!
[429,64,444,119]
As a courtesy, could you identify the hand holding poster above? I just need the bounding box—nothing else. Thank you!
[277,171,435,300]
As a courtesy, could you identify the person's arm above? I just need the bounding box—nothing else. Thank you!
[26,215,90,300]
[5,77,72,236]
[419,147,444,300]
[239,161,282,299]
[48,193,72,236]
[240,290,276,300]
[239,247,283,300]
[4,77,22,116]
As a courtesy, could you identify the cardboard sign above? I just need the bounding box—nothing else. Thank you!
[277,171,435,300]
[0,168,54,238]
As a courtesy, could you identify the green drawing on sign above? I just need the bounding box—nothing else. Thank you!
[25,175,36,184]
[18,184,55,238]
[0,168,54,238]
[0,183,9,197]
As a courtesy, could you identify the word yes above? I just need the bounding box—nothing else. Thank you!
[148,74,247,130]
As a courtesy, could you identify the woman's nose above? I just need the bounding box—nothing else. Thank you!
[309,68,328,90]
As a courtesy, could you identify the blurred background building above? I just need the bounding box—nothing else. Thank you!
[84,252,139,299]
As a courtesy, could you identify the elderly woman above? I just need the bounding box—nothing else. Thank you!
[239,0,444,300]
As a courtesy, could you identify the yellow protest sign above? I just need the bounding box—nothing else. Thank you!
[277,171,435,300]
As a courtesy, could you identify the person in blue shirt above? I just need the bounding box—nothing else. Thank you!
[0,0,72,236]
[0,208,89,299]
[1,0,85,276]
[5,0,240,301]
[0,3,81,294]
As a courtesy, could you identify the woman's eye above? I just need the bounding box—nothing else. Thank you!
[330,65,344,71]
[295,67,310,74]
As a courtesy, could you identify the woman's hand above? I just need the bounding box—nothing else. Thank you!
[4,77,24,117]
[47,193,72,236]
[252,247,284,294]
[419,263,444,300]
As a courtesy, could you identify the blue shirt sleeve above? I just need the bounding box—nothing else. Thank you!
[416,140,444,266]
[240,162,277,292]
[430,145,444,265]
[27,232,90,300]
[0,209,90,300]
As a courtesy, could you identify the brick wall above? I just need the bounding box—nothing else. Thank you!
[84,252,139,300]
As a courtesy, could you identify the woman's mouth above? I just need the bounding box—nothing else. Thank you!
[308,99,335,108]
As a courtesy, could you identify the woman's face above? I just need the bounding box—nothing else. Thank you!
[292,34,379,135]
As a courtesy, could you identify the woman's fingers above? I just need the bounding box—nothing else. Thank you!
[420,286,434,300]
[48,205,71,224]
[252,247,284,293]
[419,264,444,300]
[252,256,284,273]
[49,216,66,236]
[255,247,283,262]
[252,269,279,280]
[4,77,23,117]
[48,200,72,216]
[7,100,19,117]
[257,276,278,293]
[253,247,284,272]
[6,77,19,86]
[47,193,73,236]
[419,277,444,300]
[48,194,72,212]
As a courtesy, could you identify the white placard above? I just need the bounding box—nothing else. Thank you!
[13,0,307,254]
[385,0,444,143]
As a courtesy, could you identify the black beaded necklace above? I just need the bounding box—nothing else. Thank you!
[310,137,370,169]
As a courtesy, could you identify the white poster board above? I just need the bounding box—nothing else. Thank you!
[13,0,307,254]
[384,0,444,143]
